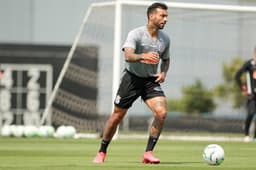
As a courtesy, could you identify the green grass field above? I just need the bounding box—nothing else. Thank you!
[0,136,256,170]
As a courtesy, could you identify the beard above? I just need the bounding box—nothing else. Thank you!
[158,25,164,29]
[157,23,165,29]
[155,21,166,29]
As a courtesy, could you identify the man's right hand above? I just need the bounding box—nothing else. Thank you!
[140,52,159,65]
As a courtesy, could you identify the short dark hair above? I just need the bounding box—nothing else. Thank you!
[147,2,168,19]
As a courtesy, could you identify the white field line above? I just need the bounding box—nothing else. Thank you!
[75,133,244,142]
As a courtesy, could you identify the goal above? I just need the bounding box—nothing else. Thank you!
[40,0,256,132]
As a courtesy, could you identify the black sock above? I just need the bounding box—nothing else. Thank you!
[99,140,110,153]
[145,136,158,152]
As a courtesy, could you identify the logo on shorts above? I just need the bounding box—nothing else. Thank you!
[153,86,162,92]
[115,95,121,104]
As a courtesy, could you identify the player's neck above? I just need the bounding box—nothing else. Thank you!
[146,24,158,40]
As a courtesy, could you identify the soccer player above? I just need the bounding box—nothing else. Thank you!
[93,2,170,164]
[235,47,256,142]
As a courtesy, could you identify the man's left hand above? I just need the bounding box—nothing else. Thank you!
[154,72,166,83]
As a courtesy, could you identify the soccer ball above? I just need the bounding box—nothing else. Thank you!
[11,125,24,137]
[1,125,12,137]
[38,126,55,137]
[55,125,67,138]
[202,144,224,165]
[24,125,38,137]
[65,126,76,138]
[55,125,76,138]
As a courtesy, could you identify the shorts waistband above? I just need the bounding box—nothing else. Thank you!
[125,69,156,81]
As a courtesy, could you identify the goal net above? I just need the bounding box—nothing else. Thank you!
[41,1,256,132]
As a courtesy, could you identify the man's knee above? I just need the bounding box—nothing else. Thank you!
[155,109,167,122]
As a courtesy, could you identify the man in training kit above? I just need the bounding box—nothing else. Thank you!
[235,47,256,142]
[93,2,170,164]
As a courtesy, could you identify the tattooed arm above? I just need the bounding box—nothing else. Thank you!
[155,58,170,83]
[124,47,160,64]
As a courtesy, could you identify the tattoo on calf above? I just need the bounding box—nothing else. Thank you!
[150,119,163,138]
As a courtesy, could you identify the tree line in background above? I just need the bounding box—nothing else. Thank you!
[167,57,246,114]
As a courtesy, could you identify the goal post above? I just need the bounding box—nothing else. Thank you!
[123,1,256,12]
[40,1,119,126]
[40,0,256,132]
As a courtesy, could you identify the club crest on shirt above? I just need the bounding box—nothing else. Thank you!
[157,39,165,53]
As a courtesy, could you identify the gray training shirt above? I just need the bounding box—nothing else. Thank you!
[122,26,170,78]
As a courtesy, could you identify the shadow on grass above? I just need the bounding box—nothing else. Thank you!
[160,161,202,165]
[127,161,202,165]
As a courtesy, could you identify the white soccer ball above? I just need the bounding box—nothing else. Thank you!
[38,126,55,137]
[55,125,67,138]
[11,125,24,137]
[38,126,49,137]
[55,125,76,138]
[65,126,76,138]
[45,126,55,137]
[1,125,12,137]
[24,126,38,137]
[203,144,225,165]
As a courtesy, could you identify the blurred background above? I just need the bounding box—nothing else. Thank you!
[1,0,256,135]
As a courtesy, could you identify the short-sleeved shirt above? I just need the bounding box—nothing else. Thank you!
[122,26,170,78]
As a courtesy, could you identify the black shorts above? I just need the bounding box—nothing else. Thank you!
[114,70,165,109]
[247,96,256,114]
